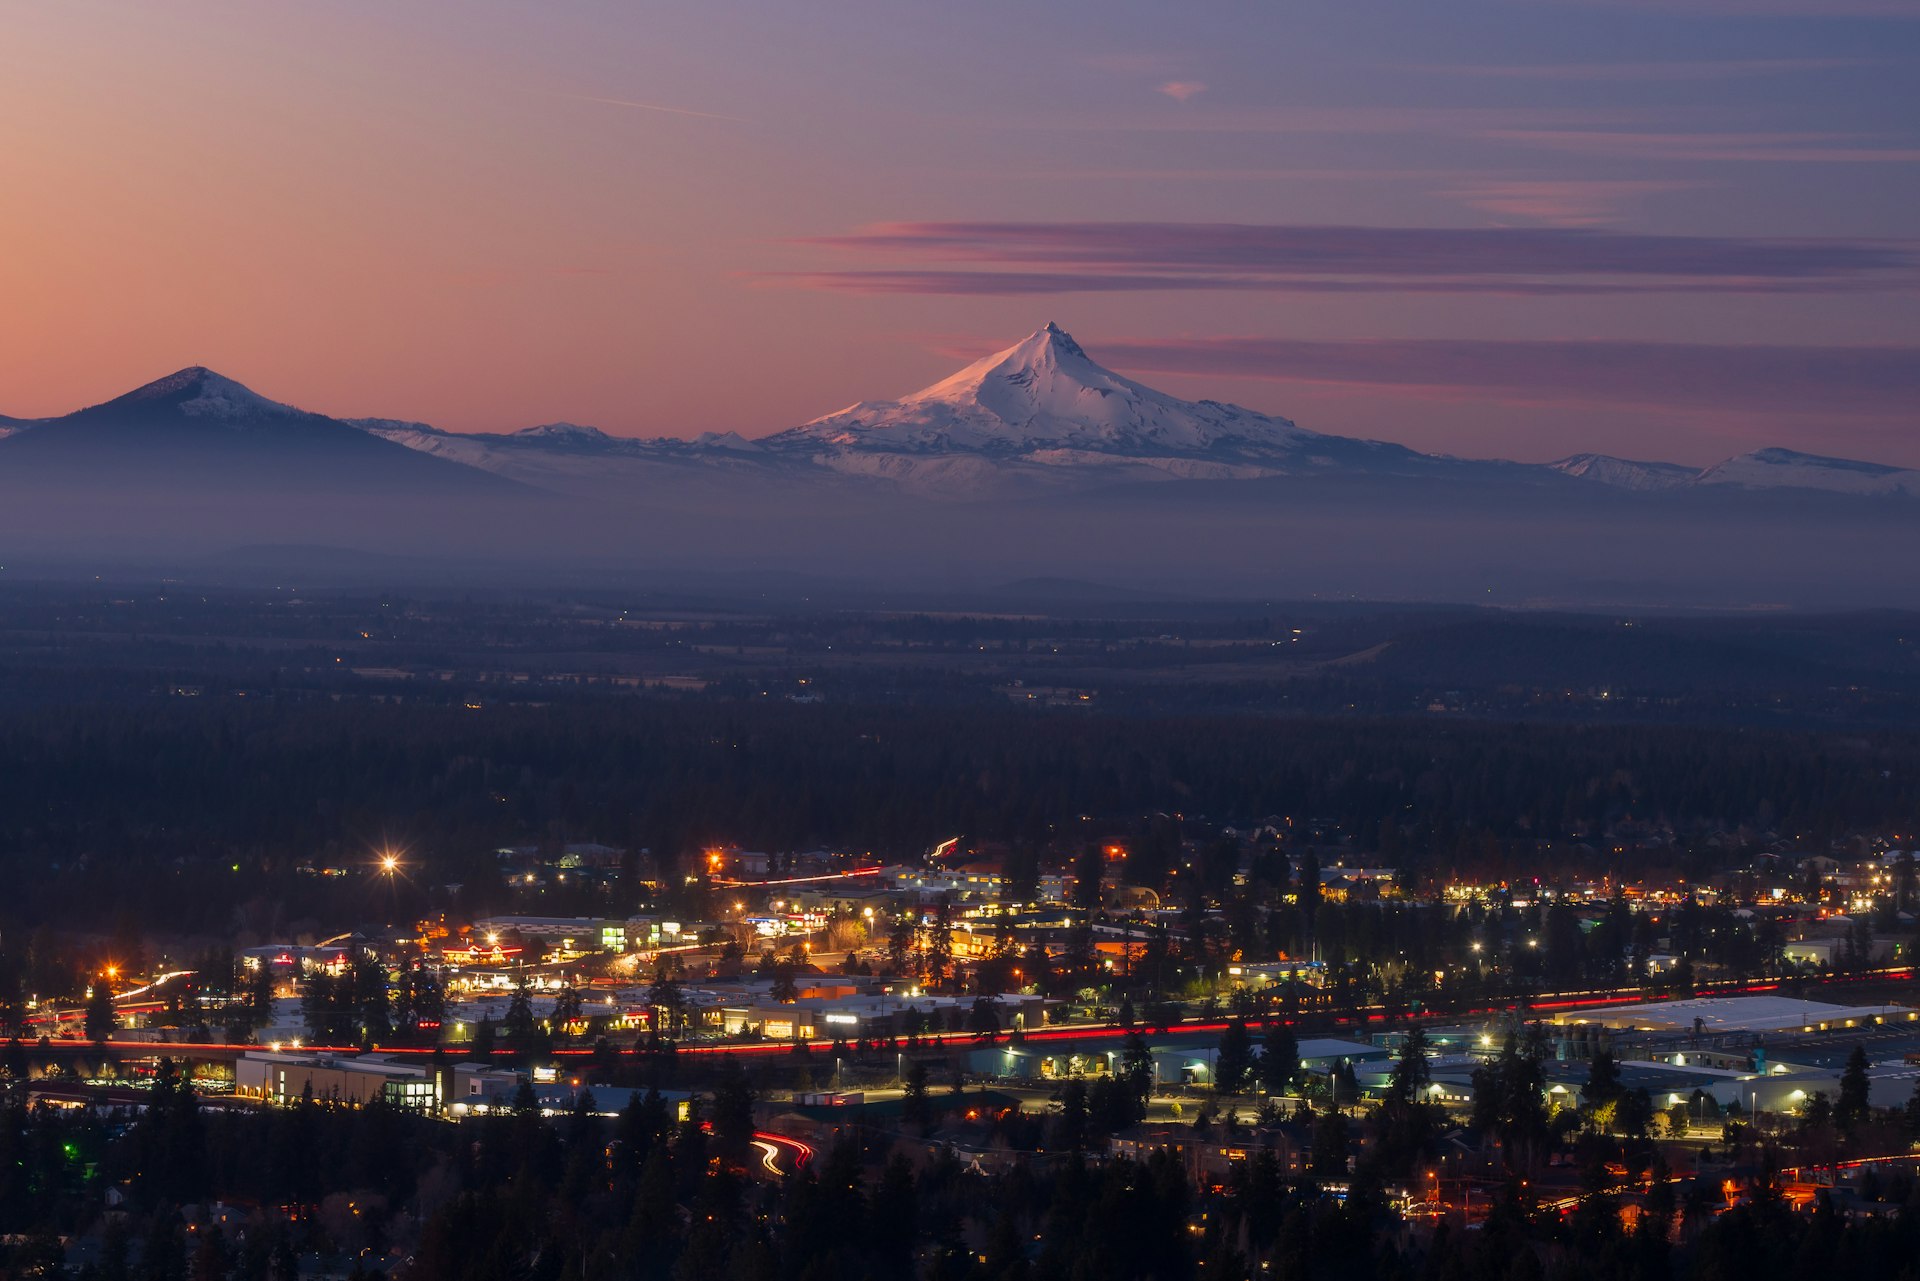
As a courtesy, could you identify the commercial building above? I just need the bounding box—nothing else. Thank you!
[235,1050,522,1113]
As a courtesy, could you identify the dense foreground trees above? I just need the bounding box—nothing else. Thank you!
[4,1047,1920,1281]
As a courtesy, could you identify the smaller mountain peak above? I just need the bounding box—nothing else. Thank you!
[513,422,610,441]
[114,366,297,420]
[127,366,220,398]
[1727,446,1901,476]
[691,430,762,452]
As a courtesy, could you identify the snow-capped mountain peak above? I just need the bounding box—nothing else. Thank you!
[904,320,1106,413]
[318,326,1920,507]
[1547,453,1699,492]
[1695,447,1920,496]
[777,323,1321,460]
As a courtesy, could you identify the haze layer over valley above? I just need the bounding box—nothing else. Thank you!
[2,328,1914,608]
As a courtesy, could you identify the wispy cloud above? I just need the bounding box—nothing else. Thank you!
[1555,0,1920,16]
[757,270,1881,297]
[1039,104,1645,136]
[559,93,749,123]
[1156,81,1209,102]
[1091,336,1920,417]
[1486,129,1920,163]
[1442,179,1698,227]
[1427,57,1885,81]
[771,220,1918,296]
[1080,52,1188,76]
[1007,104,1917,168]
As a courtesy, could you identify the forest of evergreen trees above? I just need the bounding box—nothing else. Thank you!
[0,690,1913,939]
[7,1041,1920,1281]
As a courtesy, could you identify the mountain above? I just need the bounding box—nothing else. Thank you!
[0,367,519,496]
[1,334,1915,606]
[783,322,1314,457]
[1548,453,1699,492]
[0,367,544,567]
[753,322,1439,489]
[511,422,615,447]
[1693,447,1920,497]
[333,324,1919,507]
[1547,446,1920,498]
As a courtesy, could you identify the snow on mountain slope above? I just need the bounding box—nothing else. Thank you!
[1694,447,1920,496]
[771,322,1324,461]
[1548,453,1700,492]
[346,413,786,505]
[352,419,510,470]
[335,325,1920,505]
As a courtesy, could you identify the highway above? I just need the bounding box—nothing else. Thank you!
[30,963,1917,1068]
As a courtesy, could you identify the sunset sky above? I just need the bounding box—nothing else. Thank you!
[3,0,1917,466]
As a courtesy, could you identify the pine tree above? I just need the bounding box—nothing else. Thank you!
[710,1056,756,1158]
[505,973,536,1043]
[769,960,798,1004]
[245,962,275,1031]
[551,978,584,1034]
[647,964,685,1041]
[903,1062,931,1134]
[1837,1043,1871,1133]
[1257,1023,1299,1096]
[1582,1046,1623,1110]
[84,981,116,1043]
[1121,1032,1155,1107]
[1053,1079,1089,1151]
[1215,1019,1255,1094]
[925,896,955,989]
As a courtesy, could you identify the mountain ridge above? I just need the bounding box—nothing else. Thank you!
[4,330,1915,504]
[343,324,1917,501]
[0,340,1913,606]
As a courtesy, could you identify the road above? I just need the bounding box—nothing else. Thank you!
[36,963,1918,1067]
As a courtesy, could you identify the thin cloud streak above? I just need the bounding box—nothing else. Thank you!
[1425,57,1886,81]
[757,270,1894,297]
[783,221,1919,295]
[1026,104,1654,138]
[1093,336,1920,416]
[1486,129,1920,162]
[1556,0,1920,16]
[1156,81,1209,101]
[1442,179,1698,227]
[559,93,750,123]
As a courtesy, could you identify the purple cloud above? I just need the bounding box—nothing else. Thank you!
[757,270,1885,297]
[1156,80,1208,101]
[1092,336,1920,416]
[1427,57,1885,81]
[1485,130,1920,163]
[1559,0,1920,15]
[781,221,1918,295]
[1440,179,1696,227]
